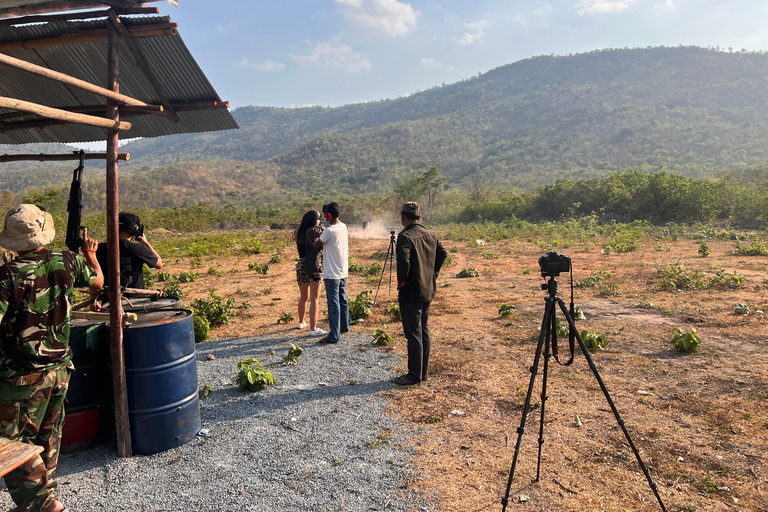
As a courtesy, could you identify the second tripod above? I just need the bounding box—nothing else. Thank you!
[373,230,396,306]
[501,273,667,512]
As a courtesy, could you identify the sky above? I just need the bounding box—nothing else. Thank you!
[149,0,768,110]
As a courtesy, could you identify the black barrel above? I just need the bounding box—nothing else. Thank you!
[113,309,201,455]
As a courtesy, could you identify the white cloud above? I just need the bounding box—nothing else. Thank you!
[459,20,492,45]
[513,5,553,27]
[334,0,418,37]
[291,37,372,72]
[240,59,286,73]
[420,58,441,68]
[576,0,634,16]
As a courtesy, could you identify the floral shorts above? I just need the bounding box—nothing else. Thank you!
[296,259,322,286]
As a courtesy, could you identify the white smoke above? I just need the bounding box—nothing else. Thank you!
[348,217,399,239]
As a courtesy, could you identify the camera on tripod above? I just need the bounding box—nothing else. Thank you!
[538,250,570,277]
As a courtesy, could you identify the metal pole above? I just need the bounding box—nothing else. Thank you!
[106,20,131,457]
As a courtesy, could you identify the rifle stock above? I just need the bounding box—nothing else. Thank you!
[65,150,85,254]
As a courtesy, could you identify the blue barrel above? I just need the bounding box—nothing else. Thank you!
[116,309,201,455]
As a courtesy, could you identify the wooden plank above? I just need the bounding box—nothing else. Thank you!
[0,52,149,107]
[0,97,131,131]
[0,438,43,478]
[0,1,161,20]
[0,23,178,51]
[0,7,158,27]
[0,152,129,163]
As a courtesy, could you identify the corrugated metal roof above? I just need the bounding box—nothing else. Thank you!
[0,15,238,144]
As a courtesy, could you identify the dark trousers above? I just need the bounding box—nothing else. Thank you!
[400,301,431,382]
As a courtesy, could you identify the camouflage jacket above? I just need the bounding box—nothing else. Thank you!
[0,249,96,378]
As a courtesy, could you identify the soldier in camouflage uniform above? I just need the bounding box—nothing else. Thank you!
[0,204,103,512]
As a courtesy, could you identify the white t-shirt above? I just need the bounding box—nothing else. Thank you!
[319,221,348,279]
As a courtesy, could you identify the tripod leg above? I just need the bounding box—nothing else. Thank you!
[556,298,668,512]
[535,306,554,482]
[373,240,394,306]
[501,298,555,511]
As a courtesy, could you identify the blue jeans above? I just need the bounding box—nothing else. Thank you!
[324,278,350,342]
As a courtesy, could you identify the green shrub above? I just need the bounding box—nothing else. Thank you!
[671,327,701,353]
[658,264,705,290]
[269,254,282,264]
[456,268,479,278]
[575,269,612,287]
[236,358,274,391]
[156,270,172,282]
[247,262,270,275]
[207,267,222,277]
[348,257,366,273]
[707,269,747,289]
[161,280,183,300]
[498,304,516,318]
[733,239,768,256]
[349,290,373,322]
[372,328,393,345]
[283,344,303,366]
[192,292,236,326]
[177,271,199,283]
[143,266,156,288]
[193,314,210,343]
[277,312,294,324]
[581,330,607,351]
[698,242,710,257]
[365,262,383,277]
[386,302,401,321]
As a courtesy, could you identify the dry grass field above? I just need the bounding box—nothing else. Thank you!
[160,225,768,512]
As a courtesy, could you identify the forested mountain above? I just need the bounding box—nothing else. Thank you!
[5,46,768,200]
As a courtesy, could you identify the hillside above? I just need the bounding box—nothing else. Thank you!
[5,46,768,201]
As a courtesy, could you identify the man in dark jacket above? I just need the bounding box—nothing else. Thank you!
[392,202,448,386]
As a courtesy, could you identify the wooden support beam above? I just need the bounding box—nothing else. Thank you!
[0,104,163,122]
[0,7,158,27]
[0,152,129,163]
[108,10,178,122]
[0,0,161,20]
[106,19,132,458]
[0,97,131,131]
[0,52,149,107]
[0,22,177,51]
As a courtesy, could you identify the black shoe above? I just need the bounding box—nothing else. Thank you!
[316,337,338,344]
[392,375,420,386]
[340,329,349,334]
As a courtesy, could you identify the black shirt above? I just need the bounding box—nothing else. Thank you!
[96,239,159,289]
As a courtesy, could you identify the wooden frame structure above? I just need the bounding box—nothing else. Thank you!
[0,0,236,457]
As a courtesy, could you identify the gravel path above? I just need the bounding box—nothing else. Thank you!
[0,332,435,512]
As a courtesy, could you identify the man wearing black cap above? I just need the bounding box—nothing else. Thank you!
[392,202,447,386]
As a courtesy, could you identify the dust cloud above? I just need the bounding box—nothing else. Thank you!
[348,218,399,240]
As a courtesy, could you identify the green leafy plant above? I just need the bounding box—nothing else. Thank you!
[456,268,479,278]
[734,303,752,315]
[575,269,612,288]
[143,266,156,288]
[386,302,401,321]
[177,271,199,283]
[283,344,304,365]
[161,280,183,300]
[671,327,701,353]
[348,257,366,273]
[372,328,393,345]
[155,270,172,282]
[658,263,705,290]
[498,304,516,318]
[236,358,274,392]
[269,254,282,264]
[191,291,237,326]
[349,290,373,322]
[708,269,747,289]
[443,255,453,265]
[277,312,295,324]
[698,242,711,257]
[733,239,768,256]
[198,382,212,400]
[193,314,210,343]
[573,305,586,320]
[554,317,569,337]
[481,251,499,259]
[207,267,222,277]
[581,330,607,351]
[365,262,383,277]
[248,262,270,275]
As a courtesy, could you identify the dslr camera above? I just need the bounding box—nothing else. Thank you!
[538,250,571,277]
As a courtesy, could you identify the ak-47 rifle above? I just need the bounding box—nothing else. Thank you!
[65,150,85,254]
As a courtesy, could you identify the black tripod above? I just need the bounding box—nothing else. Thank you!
[373,230,396,306]
[501,275,667,512]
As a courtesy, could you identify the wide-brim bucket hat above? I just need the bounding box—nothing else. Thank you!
[0,204,55,252]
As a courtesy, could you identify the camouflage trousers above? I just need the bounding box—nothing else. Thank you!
[0,367,70,512]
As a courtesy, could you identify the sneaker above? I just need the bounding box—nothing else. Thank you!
[296,322,308,329]
[308,328,327,336]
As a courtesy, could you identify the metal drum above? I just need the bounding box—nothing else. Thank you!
[63,319,110,453]
[115,309,200,455]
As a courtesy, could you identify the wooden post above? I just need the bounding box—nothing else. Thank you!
[106,21,131,457]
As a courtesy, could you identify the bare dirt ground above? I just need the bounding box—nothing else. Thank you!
[166,228,768,512]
